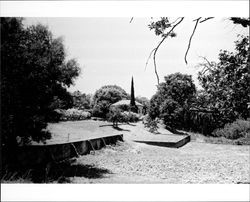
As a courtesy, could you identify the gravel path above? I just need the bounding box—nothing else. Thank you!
[67,137,249,183]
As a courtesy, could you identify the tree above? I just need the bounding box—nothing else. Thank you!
[130,76,138,113]
[1,18,80,161]
[130,76,135,106]
[144,17,250,84]
[72,90,92,110]
[197,35,250,124]
[149,73,196,129]
[107,108,126,128]
[92,85,128,118]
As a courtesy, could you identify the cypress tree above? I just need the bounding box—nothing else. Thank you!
[130,76,138,113]
[130,76,135,106]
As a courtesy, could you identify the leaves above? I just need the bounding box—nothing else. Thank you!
[1,18,80,147]
[198,35,250,122]
[92,85,128,118]
[149,73,196,129]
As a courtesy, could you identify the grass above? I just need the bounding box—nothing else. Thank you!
[186,130,250,145]
[2,120,249,183]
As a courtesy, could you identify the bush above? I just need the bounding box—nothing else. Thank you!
[188,109,220,135]
[57,108,91,121]
[159,98,185,129]
[143,115,159,133]
[212,119,250,139]
[123,111,140,122]
[107,108,127,127]
[92,100,110,118]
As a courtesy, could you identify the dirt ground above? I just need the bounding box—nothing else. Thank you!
[4,121,249,184]
[55,121,250,184]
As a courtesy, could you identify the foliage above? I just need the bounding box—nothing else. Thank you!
[188,108,220,135]
[1,18,80,153]
[92,85,128,118]
[148,17,177,37]
[56,108,91,121]
[212,119,250,140]
[136,96,150,114]
[72,90,92,110]
[159,98,184,129]
[149,73,196,129]
[197,35,250,124]
[107,108,126,127]
[230,17,250,27]
[123,111,140,122]
[143,115,159,133]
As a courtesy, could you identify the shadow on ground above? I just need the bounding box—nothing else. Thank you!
[40,163,112,183]
[99,123,136,127]
[112,126,130,132]
[2,162,112,183]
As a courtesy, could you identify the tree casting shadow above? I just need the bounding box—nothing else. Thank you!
[30,163,112,183]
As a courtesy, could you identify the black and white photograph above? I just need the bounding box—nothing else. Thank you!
[0,0,249,201]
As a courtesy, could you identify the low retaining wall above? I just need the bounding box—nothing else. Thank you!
[134,135,190,148]
[16,134,123,167]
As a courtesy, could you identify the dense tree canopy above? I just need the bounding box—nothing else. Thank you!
[149,73,196,128]
[92,85,128,117]
[1,18,80,151]
[197,35,250,123]
[72,90,92,110]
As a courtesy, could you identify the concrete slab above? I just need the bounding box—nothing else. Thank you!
[132,134,190,148]
[31,120,125,146]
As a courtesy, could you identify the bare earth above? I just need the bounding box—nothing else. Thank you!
[48,121,250,184]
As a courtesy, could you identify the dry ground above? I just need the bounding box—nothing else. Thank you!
[3,120,249,183]
[48,121,249,184]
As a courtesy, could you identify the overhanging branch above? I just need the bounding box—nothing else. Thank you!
[146,17,184,84]
[184,17,201,64]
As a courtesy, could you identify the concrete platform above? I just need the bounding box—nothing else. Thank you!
[17,134,123,167]
[132,134,190,148]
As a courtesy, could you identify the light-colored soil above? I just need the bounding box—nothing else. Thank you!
[6,120,249,183]
[48,121,250,184]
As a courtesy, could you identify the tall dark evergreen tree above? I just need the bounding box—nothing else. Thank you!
[130,76,135,106]
[130,76,138,113]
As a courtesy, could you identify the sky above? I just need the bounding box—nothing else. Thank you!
[24,17,248,99]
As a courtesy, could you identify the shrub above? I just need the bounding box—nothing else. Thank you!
[212,119,250,139]
[92,100,110,118]
[188,109,220,135]
[159,98,185,129]
[123,111,140,122]
[143,115,159,133]
[107,108,126,127]
[58,108,91,121]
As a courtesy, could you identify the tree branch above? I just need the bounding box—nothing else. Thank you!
[184,17,201,64]
[145,48,156,71]
[199,17,214,23]
[146,17,184,84]
[198,56,216,75]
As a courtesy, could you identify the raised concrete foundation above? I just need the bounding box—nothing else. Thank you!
[133,134,190,148]
[16,134,123,167]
